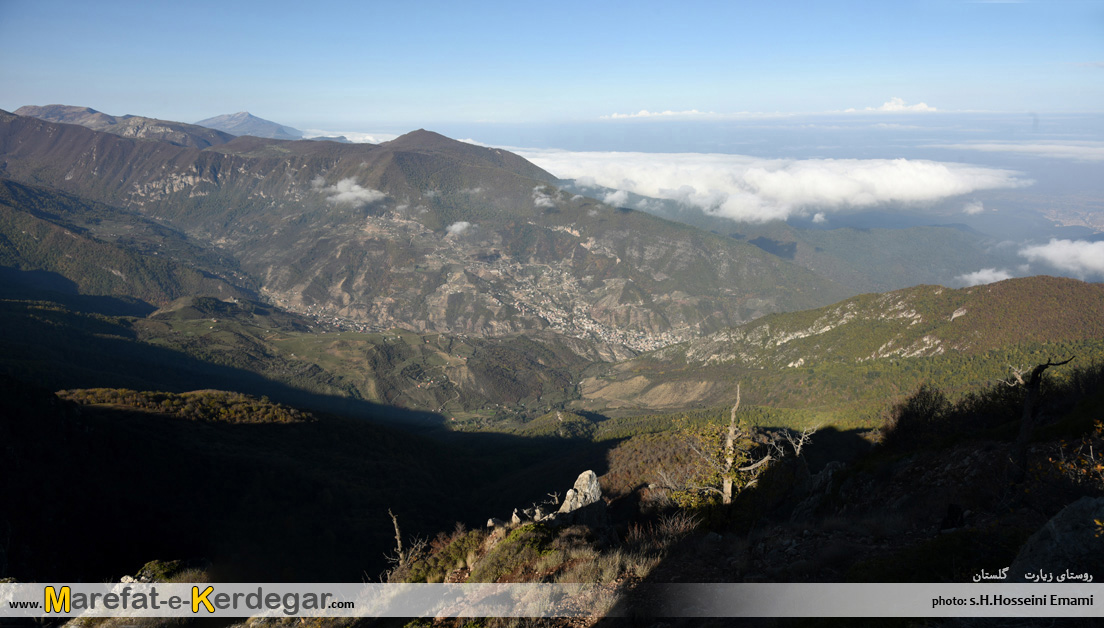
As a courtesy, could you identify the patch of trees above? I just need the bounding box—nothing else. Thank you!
[58,387,313,424]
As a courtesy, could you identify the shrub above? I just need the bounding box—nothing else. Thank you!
[1049,420,1104,494]
[878,383,952,450]
[469,524,553,583]
[404,528,485,583]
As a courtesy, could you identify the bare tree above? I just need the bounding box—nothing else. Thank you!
[1006,356,1074,482]
[655,383,809,506]
[383,509,427,582]
[388,508,405,565]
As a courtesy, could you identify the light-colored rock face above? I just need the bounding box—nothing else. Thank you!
[1009,497,1104,582]
[558,470,602,513]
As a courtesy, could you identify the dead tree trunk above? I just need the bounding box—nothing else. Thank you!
[389,508,405,565]
[1010,357,1073,482]
[722,384,741,505]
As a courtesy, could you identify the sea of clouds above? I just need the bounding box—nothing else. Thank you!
[513,148,1032,223]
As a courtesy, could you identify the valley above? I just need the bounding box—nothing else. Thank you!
[0,105,1101,620]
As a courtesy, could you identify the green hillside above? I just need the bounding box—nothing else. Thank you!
[0,179,254,305]
[579,276,1104,418]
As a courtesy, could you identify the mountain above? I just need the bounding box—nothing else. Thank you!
[306,135,351,143]
[0,178,256,305]
[578,276,1104,413]
[194,111,304,140]
[0,110,848,353]
[13,104,234,148]
[2,107,1101,594]
[671,275,1104,367]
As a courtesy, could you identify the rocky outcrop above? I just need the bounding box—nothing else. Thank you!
[1009,497,1104,582]
[558,470,603,513]
[487,470,612,537]
[546,470,611,537]
[790,461,844,522]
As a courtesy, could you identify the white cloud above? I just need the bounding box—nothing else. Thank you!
[460,187,484,195]
[312,176,386,208]
[599,110,798,121]
[515,149,1030,223]
[603,109,713,119]
[446,221,472,235]
[532,186,556,208]
[930,140,1104,162]
[603,190,629,207]
[301,129,399,144]
[956,268,1013,286]
[846,97,937,113]
[812,212,827,224]
[871,122,924,129]
[1019,239,1104,277]
[962,201,986,215]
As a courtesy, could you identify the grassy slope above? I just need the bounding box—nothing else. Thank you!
[578,277,1104,420]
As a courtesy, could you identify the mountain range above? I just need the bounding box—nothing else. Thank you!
[0,108,847,354]
[14,104,234,148]
[1,104,1102,593]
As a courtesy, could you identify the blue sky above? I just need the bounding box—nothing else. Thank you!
[1,0,1102,127]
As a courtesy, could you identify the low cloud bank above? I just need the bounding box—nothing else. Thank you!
[532,186,556,208]
[931,141,1104,162]
[603,190,629,207]
[962,201,986,215]
[519,149,1030,222]
[602,109,712,119]
[957,268,1013,286]
[847,97,937,113]
[1020,239,1104,277]
[446,221,472,235]
[312,176,386,208]
[302,129,399,144]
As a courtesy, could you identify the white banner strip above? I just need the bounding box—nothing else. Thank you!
[1,583,1100,618]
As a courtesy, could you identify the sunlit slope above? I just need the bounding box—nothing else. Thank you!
[580,276,1104,414]
[0,110,848,342]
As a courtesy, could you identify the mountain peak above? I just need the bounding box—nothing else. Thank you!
[194,112,302,140]
[385,129,457,150]
[15,104,109,124]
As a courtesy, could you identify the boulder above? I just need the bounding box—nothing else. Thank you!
[1008,497,1104,582]
[558,470,602,514]
[790,461,844,522]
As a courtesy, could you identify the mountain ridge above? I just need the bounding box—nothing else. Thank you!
[0,109,848,347]
[14,104,234,148]
[578,275,1104,412]
[194,111,304,140]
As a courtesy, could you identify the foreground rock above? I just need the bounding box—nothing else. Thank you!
[1009,497,1104,582]
[558,470,603,513]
